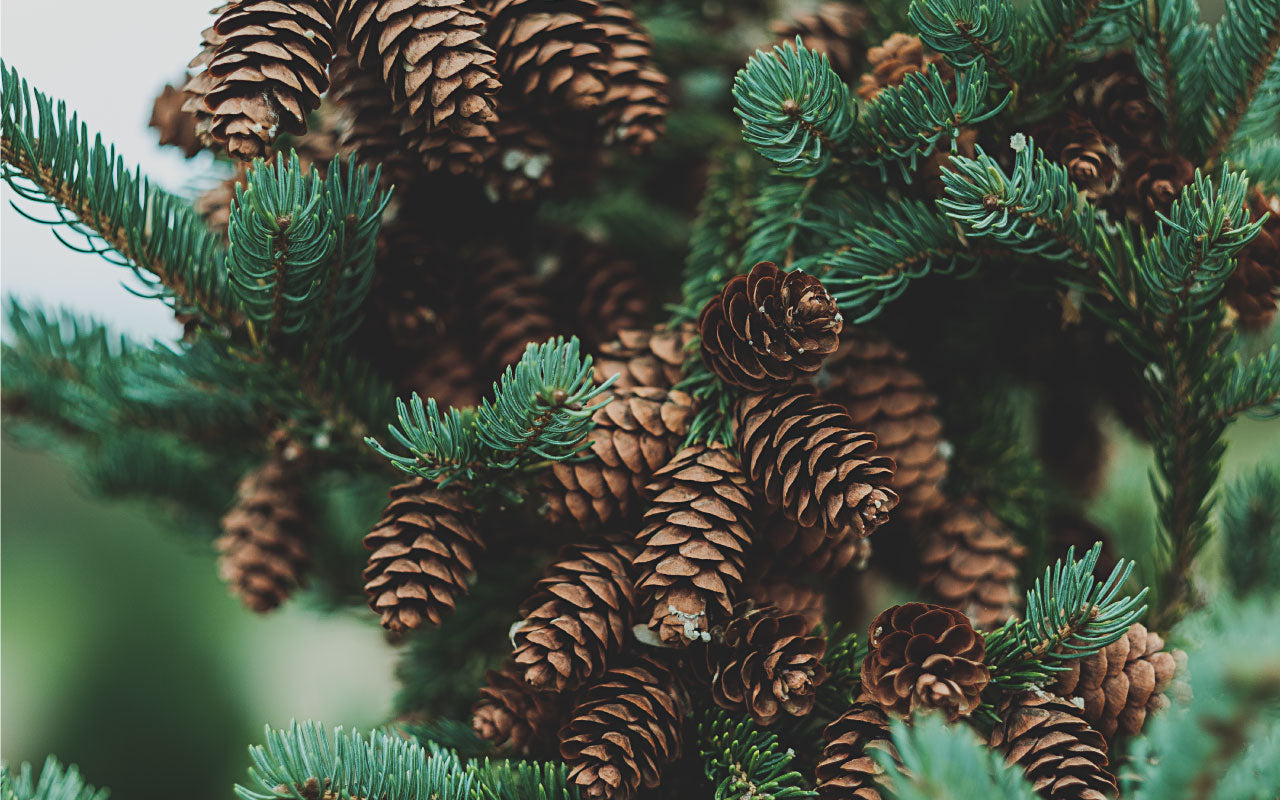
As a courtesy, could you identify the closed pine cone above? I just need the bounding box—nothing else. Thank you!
[485,0,610,113]
[861,602,989,720]
[589,1,669,152]
[551,240,653,349]
[1049,622,1182,740]
[772,3,869,83]
[513,538,638,692]
[594,325,695,390]
[1037,111,1121,201]
[541,386,693,530]
[473,662,567,755]
[1226,190,1280,330]
[400,337,486,408]
[698,261,843,391]
[632,444,755,646]
[989,692,1117,800]
[216,457,312,612]
[737,387,898,535]
[329,53,417,186]
[1071,52,1161,151]
[467,246,561,369]
[559,656,687,800]
[856,32,952,101]
[919,498,1026,629]
[150,83,205,157]
[362,479,484,632]
[816,698,897,800]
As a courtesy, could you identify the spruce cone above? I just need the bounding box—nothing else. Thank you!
[1118,151,1194,227]
[737,387,898,535]
[749,581,826,632]
[594,325,694,390]
[216,458,311,612]
[694,601,827,726]
[1226,190,1280,330]
[1049,622,1182,739]
[919,498,1026,629]
[401,337,486,408]
[486,0,610,113]
[632,444,755,646]
[513,538,638,692]
[552,241,653,348]
[861,602,989,720]
[856,33,951,101]
[150,83,205,157]
[541,386,693,530]
[1072,53,1160,151]
[1038,111,1120,201]
[590,2,669,152]
[989,692,1117,800]
[329,53,416,185]
[180,11,226,147]
[560,657,687,800]
[816,698,897,800]
[773,3,869,83]
[362,479,483,632]
[467,246,561,369]
[473,662,566,755]
[755,514,870,577]
[698,261,843,391]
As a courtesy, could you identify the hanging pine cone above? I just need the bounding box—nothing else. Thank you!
[755,513,870,577]
[856,33,952,101]
[589,2,669,152]
[473,662,567,755]
[772,3,869,83]
[861,602,989,720]
[737,387,898,534]
[594,325,695,390]
[216,457,312,612]
[512,538,637,692]
[632,444,755,646]
[1049,622,1182,740]
[362,479,484,632]
[989,692,1117,800]
[180,10,226,147]
[698,261,843,391]
[560,656,687,800]
[693,601,827,726]
[749,581,826,632]
[150,83,206,157]
[816,698,897,800]
[541,386,693,530]
[1118,151,1195,227]
[1226,190,1280,330]
[329,53,417,185]
[918,498,1026,629]
[1071,52,1160,151]
[485,0,610,113]
[465,246,561,369]
[1037,111,1121,201]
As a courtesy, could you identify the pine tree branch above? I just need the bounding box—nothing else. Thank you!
[1129,0,1211,155]
[874,714,1039,800]
[1216,345,1280,420]
[698,709,816,799]
[910,0,1018,89]
[1203,0,1280,164]
[2,758,108,800]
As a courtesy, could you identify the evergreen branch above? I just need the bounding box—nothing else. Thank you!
[467,759,579,800]
[1224,135,1280,191]
[740,176,819,268]
[1221,467,1280,598]
[873,714,1038,800]
[816,624,866,715]
[0,60,234,324]
[909,0,1017,88]
[2,758,108,800]
[698,709,816,799]
[1216,345,1280,420]
[1203,0,1280,164]
[367,396,487,485]
[1128,0,1211,154]
[315,157,390,344]
[1014,0,1140,81]
[677,357,743,448]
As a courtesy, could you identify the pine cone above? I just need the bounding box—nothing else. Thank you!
[1037,111,1120,201]
[541,386,693,530]
[772,3,869,83]
[589,2,669,152]
[749,581,826,632]
[632,444,755,646]
[329,53,417,185]
[551,240,653,349]
[1049,622,1182,739]
[150,83,206,157]
[216,458,312,612]
[1072,52,1160,151]
[1118,151,1195,227]
[362,479,484,632]
[594,325,694,390]
[919,498,1026,629]
[755,514,870,577]
[513,538,638,692]
[195,165,249,238]
[698,261,843,391]
[479,111,559,200]
[861,602,989,720]
[989,692,1117,800]
[694,602,827,726]
[856,33,952,101]
[180,10,226,147]
[816,698,897,800]
[401,337,486,408]
[560,656,687,800]
[737,387,898,535]
[1226,190,1280,330]
[467,246,561,369]
[473,662,566,755]
[486,0,610,113]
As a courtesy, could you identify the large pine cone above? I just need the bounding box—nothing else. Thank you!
[1071,52,1160,152]
[772,3,869,83]
[550,239,653,349]
[737,387,898,534]
[560,657,687,800]
[989,692,1117,800]
[1226,190,1280,330]
[485,0,610,113]
[693,602,827,726]
[150,83,205,157]
[698,261,842,391]
[216,458,312,612]
[632,444,755,646]
[1049,622,1182,740]
[755,514,872,578]
[919,498,1026,629]
[856,33,951,101]
[861,602,989,720]
[329,53,416,185]
[816,698,897,800]
[1037,111,1121,201]
[473,662,567,755]
[513,538,637,692]
[589,2,669,152]
[181,9,228,148]
[541,386,693,530]
[362,479,484,632]
[594,325,694,391]
[466,246,561,370]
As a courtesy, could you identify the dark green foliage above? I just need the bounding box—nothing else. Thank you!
[909,0,1016,84]
[1,759,108,800]
[676,358,743,448]
[467,759,579,800]
[1201,0,1280,160]
[1218,344,1280,419]
[1221,467,1280,597]
[815,625,865,716]
[1013,0,1141,82]
[698,709,816,799]
[1226,135,1280,190]
[1128,0,1211,154]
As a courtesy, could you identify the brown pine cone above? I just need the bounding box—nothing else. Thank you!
[589,2,669,152]
[1118,151,1195,227]
[856,33,952,101]
[737,387,898,535]
[216,457,312,612]
[694,602,827,726]
[400,337,486,408]
[329,53,417,185]
[473,662,566,755]
[632,444,755,646]
[513,538,638,691]
[466,246,561,369]
[560,656,687,800]
[989,692,1117,800]
[1049,622,1182,740]
[594,325,694,390]
[772,3,869,83]
[1226,190,1280,330]
[552,240,653,349]
[180,9,226,147]
[698,261,843,391]
[861,602,989,720]
[486,0,610,113]
[541,386,693,530]
[749,581,826,632]
[150,83,206,157]
[755,513,871,577]
[919,498,1026,629]
[362,479,484,632]
[1037,111,1120,201]
[1072,52,1161,151]
[195,165,249,238]
[816,698,897,800]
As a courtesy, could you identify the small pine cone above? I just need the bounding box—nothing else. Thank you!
[1037,111,1121,201]
[818,333,947,522]
[1226,191,1280,330]
[541,386,693,530]
[486,0,610,113]
[560,656,687,800]
[1049,622,1182,740]
[772,3,869,83]
[861,602,989,720]
[216,458,311,612]
[1071,53,1160,151]
[594,325,694,390]
[919,499,1026,629]
[513,538,638,692]
[473,663,566,755]
[693,602,827,726]
[698,261,843,391]
[1117,150,1195,227]
[989,692,1117,800]
[749,581,826,632]
[362,479,484,632]
[856,33,952,101]
[150,83,206,157]
[737,387,898,535]
[589,2,669,152]
[329,53,417,185]
[467,247,560,369]
[632,444,755,646]
[816,698,897,800]
[756,514,869,577]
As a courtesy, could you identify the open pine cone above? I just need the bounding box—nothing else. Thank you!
[594,325,695,391]
[857,32,951,101]
[473,662,567,756]
[216,457,312,612]
[816,697,897,800]
[989,692,1117,800]
[919,498,1026,629]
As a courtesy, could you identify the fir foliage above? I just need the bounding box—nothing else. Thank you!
[698,709,816,799]
[1,759,108,800]
[873,714,1038,800]
[1128,0,1211,154]
[1220,467,1280,597]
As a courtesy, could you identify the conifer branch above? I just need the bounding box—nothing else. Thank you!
[909,0,1018,88]
[1203,0,1280,164]
[1216,345,1280,420]
[1221,467,1280,597]
[2,758,108,800]
[1224,135,1280,190]
[698,709,816,799]
[1128,0,1211,155]
[873,714,1039,800]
